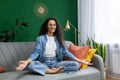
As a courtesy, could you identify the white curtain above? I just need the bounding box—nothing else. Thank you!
[94,0,120,44]
[78,0,120,79]
[94,0,120,79]
[77,0,94,45]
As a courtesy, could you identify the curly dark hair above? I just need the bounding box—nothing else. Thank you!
[39,17,65,47]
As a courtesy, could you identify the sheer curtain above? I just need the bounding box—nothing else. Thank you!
[77,0,94,45]
[94,0,120,79]
[94,0,120,44]
[78,0,120,79]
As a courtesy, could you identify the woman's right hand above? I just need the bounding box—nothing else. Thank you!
[16,60,28,71]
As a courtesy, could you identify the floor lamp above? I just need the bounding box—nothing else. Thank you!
[64,20,79,45]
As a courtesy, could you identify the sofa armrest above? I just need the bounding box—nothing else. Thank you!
[92,54,104,80]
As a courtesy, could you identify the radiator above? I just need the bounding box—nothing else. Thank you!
[110,48,120,74]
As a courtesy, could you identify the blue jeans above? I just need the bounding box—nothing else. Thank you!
[27,57,80,76]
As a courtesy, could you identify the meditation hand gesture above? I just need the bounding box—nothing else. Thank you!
[80,59,93,65]
[16,60,28,71]
[74,57,93,65]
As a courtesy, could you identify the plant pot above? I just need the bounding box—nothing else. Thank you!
[104,67,106,80]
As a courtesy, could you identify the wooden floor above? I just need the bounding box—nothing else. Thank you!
[106,76,119,80]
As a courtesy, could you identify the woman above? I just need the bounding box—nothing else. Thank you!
[16,17,92,76]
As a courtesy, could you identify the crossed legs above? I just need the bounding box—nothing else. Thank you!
[27,61,80,76]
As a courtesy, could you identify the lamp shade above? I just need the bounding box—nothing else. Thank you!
[64,20,70,30]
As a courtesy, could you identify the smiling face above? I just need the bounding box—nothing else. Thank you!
[47,20,57,36]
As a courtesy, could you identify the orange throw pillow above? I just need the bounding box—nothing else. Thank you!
[68,44,90,60]
[81,49,97,69]
[0,66,4,73]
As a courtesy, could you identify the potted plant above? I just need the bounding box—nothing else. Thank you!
[0,18,29,42]
[86,37,107,63]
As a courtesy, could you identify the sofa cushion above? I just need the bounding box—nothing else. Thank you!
[0,66,101,80]
[0,66,4,73]
[68,44,90,60]
[81,49,97,69]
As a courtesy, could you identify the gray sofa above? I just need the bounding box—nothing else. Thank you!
[0,41,104,80]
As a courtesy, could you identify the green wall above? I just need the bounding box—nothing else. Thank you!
[0,0,77,43]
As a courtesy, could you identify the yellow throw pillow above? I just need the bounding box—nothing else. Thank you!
[81,49,97,69]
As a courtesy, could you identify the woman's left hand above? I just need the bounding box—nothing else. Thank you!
[74,57,93,65]
[80,59,93,65]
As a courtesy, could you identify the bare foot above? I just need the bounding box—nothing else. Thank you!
[51,66,64,73]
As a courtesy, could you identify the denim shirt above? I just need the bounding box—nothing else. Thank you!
[29,34,75,62]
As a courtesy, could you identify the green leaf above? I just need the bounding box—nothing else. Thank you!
[103,45,107,63]
[86,37,107,63]
[15,18,19,27]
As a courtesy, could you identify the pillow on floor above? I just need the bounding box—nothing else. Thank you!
[81,49,97,69]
